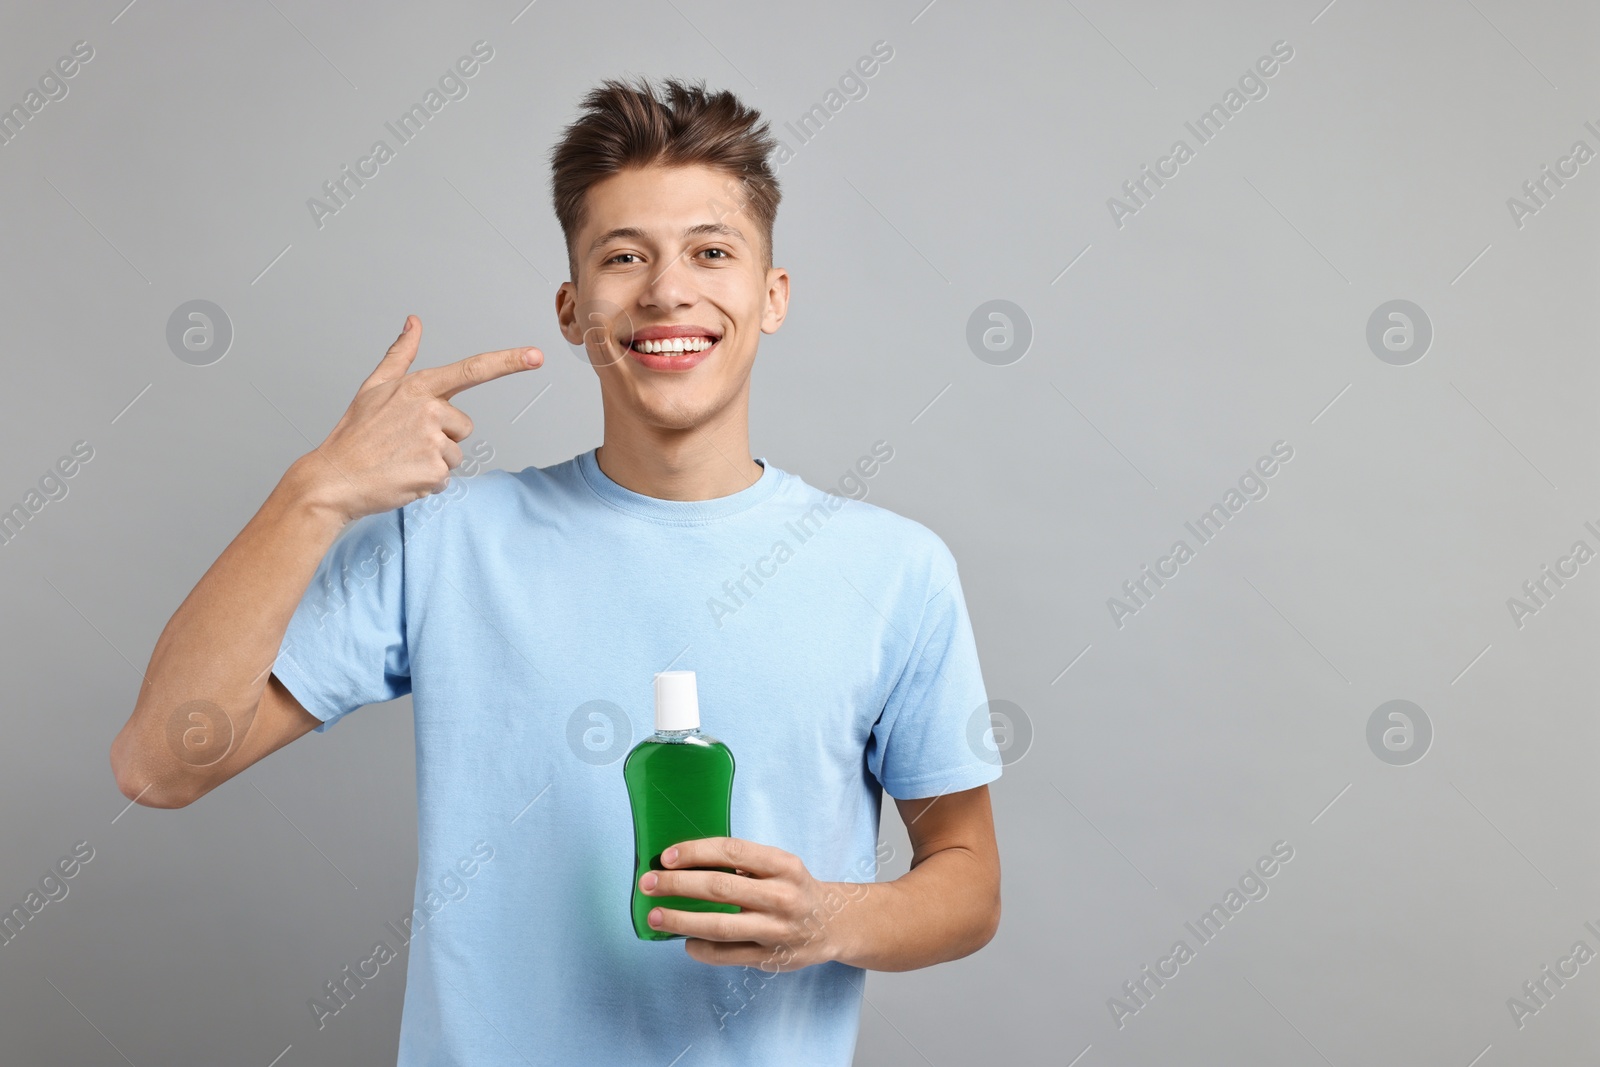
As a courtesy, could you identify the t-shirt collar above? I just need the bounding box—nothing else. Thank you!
[576,447,783,524]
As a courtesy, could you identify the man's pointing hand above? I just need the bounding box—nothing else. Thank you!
[302,315,543,525]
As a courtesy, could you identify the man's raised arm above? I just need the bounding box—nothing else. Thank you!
[109,317,542,807]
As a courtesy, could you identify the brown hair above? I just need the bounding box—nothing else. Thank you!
[549,76,781,279]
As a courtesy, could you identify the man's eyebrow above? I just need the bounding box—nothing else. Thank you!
[587,222,748,257]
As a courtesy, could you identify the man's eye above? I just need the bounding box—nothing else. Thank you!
[607,252,641,264]
[700,248,729,259]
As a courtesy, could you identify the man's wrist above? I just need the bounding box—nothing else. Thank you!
[278,452,354,534]
[817,878,876,968]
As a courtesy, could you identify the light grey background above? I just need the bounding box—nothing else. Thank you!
[1,0,1596,1064]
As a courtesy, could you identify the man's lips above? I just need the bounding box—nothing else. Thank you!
[626,342,717,371]
[624,324,722,354]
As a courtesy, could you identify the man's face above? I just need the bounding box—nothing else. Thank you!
[556,163,788,435]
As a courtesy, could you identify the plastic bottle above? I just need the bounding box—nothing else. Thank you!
[623,670,740,941]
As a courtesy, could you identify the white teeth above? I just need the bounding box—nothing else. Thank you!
[635,337,715,354]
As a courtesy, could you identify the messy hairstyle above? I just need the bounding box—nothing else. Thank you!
[549,76,781,279]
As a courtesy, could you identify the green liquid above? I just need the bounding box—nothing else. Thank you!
[623,733,738,941]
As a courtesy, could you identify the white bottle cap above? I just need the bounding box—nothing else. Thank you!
[654,670,700,732]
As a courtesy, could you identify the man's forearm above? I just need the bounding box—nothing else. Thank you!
[821,845,1001,972]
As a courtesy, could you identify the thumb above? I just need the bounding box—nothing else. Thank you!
[362,315,422,390]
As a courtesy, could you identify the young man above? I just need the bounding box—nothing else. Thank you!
[110,76,1001,1065]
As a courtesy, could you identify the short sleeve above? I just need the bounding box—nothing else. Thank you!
[866,566,1003,800]
[271,506,410,733]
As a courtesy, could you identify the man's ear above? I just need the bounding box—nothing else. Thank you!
[760,266,790,335]
[555,281,581,345]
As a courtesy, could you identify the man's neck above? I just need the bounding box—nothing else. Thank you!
[594,430,764,502]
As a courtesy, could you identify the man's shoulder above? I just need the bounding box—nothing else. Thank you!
[397,454,583,533]
[476,451,587,491]
[778,472,959,592]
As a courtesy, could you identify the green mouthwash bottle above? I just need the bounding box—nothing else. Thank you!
[624,670,739,941]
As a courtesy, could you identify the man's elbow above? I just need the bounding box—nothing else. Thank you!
[110,734,196,809]
[948,882,1002,962]
[951,851,1001,957]
[975,889,1001,951]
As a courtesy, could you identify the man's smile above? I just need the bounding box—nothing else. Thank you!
[624,323,722,369]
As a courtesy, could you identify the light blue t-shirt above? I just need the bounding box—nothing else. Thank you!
[271,446,1002,1066]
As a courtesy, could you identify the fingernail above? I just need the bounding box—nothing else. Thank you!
[401,317,410,332]
[663,847,678,865]
[522,348,539,367]
[641,873,657,891]
[649,908,662,926]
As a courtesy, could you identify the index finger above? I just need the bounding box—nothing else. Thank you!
[412,346,542,400]
[664,838,786,878]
